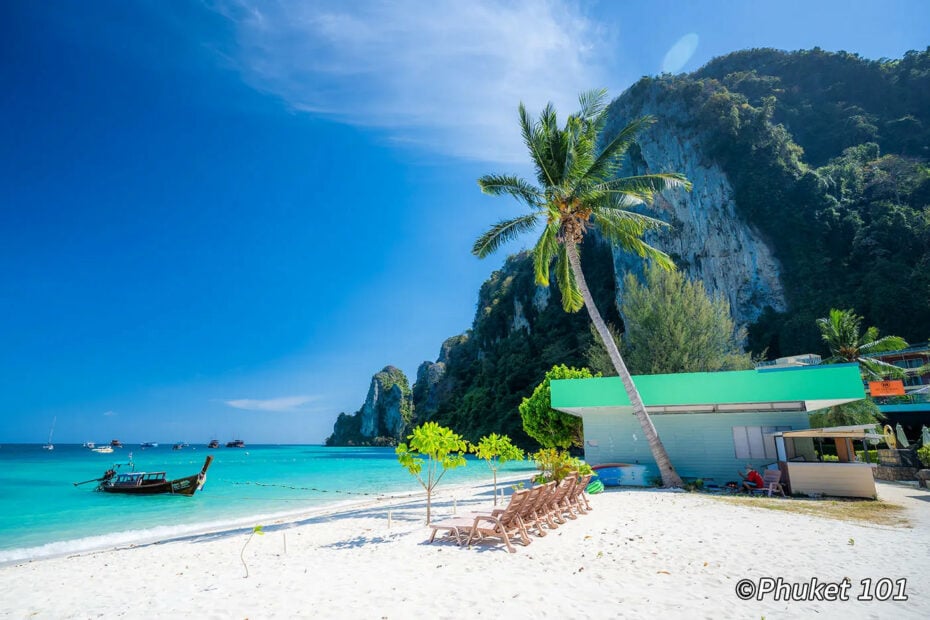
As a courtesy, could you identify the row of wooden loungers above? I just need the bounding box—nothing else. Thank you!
[427,472,594,553]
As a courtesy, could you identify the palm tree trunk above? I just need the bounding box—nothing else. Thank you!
[565,243,683,488]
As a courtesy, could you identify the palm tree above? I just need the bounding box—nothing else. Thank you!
[816,308,908,379]
[473,89,690,487]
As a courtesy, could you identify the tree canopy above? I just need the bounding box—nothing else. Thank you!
[603,263,753,375]
[519,364,596,449]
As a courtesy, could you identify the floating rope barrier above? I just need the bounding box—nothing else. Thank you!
[230,480,392,497]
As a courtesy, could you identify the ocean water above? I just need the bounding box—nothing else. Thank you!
[0,444,536,564]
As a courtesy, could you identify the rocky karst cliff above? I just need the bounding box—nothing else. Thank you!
[604,85,787,328]
[325,366,412,446]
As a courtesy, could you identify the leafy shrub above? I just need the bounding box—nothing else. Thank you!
[531,448,592,484]
[918,444,930,469]
[684,479,704,492]
[520,365,597,449]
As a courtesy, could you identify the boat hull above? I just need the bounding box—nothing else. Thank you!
[100,473,203,496]
[591,463,650,487]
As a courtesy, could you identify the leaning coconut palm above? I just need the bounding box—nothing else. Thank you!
[473,89,690,487]
[816,308,908,380]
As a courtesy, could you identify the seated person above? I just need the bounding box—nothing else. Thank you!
[738,465,764,493]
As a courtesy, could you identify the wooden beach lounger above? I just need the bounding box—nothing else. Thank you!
[427,488,533,551]
[464,488,533,553]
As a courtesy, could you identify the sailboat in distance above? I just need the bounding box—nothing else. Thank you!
[42,417,56,451]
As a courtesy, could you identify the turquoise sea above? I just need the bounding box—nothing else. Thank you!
[0,444,536,564]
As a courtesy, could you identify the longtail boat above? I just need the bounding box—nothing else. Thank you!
[96,456,213,496]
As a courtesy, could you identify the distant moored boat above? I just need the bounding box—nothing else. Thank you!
[110,439,123,448]
[208,439,220,449]
[226,439,245,448]
[140,442,158,448]
[42,417,56,451]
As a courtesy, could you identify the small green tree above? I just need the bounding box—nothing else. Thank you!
[471,433,525,505]
[520,364,597,449]
[396,422,468,524]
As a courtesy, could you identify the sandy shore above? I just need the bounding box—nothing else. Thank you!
[1,480,927,619]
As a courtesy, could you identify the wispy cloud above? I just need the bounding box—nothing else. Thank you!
[224,395,321,413]
[102,410,117,417]
[212,0,616,163]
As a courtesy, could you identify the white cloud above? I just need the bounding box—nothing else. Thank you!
[212,0,616,163]
[661,33,699,74]
[102,410,117,417]
[224,395,321,413]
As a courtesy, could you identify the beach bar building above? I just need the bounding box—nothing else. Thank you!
[550,364,867,490]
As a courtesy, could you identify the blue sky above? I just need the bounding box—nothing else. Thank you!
[2,0,928,444]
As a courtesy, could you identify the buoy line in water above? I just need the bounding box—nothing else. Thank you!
[230,480,389,497]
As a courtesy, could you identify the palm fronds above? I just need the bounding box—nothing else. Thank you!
[584,116,656,182]
[477,174,543,207]
[597,173,692,201]
[817,308,910,379]
[532,223,559,287]
[555,245,583,312]
[471,213,541,258]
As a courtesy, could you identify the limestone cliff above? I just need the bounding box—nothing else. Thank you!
[411,335,466,421]
[325,366,412,446]
[603,82,787,329]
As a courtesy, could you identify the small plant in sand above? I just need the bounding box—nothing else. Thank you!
[396,422,468,524]
[683,478,704,492]
[241,525,264,578]
[471,433,525,505]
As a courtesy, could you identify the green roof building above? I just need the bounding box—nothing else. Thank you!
[550,364,865,487]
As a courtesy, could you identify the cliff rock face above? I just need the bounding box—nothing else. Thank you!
[604,84,787,328]
[326,366,412,446]
[411,335,466,421]
[359,367,408,438]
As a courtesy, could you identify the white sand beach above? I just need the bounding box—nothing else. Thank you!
[2,480,927,619]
